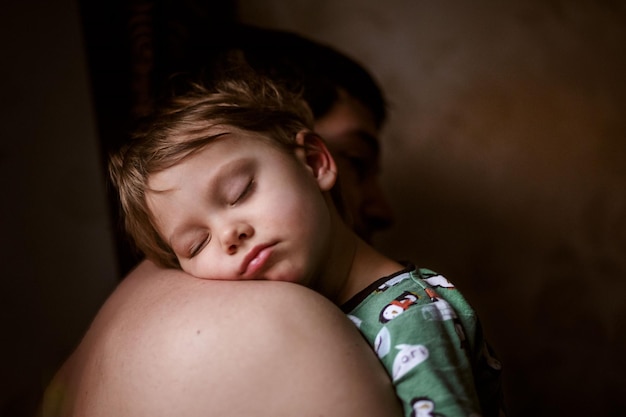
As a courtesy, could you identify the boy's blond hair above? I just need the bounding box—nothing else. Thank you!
[109,70,314,268]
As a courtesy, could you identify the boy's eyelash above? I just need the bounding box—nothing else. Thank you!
[188,235,210,258]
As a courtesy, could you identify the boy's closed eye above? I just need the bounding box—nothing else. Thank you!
[175,230,210,259]
[228,178,255,206]
[217,159,257,206]
[189,233,211,258]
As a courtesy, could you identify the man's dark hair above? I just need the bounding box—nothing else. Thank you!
[159,24,387,129]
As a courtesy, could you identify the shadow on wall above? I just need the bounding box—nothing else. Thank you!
[236,1,626,416]
[373,8,626,416]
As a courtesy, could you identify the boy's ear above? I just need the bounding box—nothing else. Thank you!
[295,130,337,191]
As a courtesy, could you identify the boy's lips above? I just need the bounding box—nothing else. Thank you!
[239,243,276,278]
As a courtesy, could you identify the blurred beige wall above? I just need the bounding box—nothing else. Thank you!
[237,1,626,416]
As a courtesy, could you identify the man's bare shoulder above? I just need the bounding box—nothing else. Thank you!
[41,261,401,417]
[98,260,348,346]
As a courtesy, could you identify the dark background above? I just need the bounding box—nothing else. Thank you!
[1,1,625,416]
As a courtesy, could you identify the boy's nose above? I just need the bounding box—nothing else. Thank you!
[221,223,254,254]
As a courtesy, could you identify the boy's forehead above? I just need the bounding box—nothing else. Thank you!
[147,165,186,194]
[146,128,275,192]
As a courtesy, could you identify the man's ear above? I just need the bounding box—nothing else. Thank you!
[295,130,337,191]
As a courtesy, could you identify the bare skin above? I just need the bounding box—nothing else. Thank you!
[40,260,402,417]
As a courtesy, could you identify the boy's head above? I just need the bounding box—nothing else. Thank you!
[164,26,394,242]
[110,70,341,285]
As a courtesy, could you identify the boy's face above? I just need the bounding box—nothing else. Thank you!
[146,127,336,285]
[314,91,393,243]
